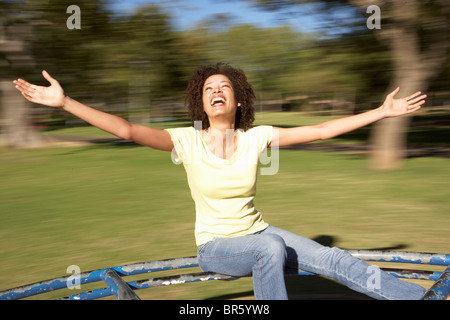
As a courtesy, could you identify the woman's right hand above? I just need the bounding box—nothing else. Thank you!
[13,70,66,108]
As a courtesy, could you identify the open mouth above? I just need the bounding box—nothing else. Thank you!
[211,97,226,106]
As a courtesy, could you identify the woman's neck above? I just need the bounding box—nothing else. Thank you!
[207,117,235,133]
[203,119,238,160]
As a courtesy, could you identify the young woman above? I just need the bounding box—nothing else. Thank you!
[14,63,427,300]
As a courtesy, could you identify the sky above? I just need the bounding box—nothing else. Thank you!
[107,0,323,32]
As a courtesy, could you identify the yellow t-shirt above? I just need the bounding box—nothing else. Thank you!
[165,126,273,246]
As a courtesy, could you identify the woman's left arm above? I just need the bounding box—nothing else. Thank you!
[275,87,426,147]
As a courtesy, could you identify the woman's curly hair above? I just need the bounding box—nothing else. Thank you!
[185,62,255,131]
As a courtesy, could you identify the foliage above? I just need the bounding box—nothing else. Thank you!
[1,1,392,113]
[1,0,449,121]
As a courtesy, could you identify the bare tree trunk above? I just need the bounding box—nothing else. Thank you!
[0,81,54,148]
[0,17,56,149]
[367,0,449,170]
[369,11,425,170]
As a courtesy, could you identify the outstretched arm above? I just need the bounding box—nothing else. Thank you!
[275,87,426,147]
[13,71,173,151]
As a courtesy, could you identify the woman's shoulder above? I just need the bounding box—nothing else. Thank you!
[165,126,196,136]
[242,126,273,148]
[244,125,273,137]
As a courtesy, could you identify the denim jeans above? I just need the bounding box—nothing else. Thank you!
[197,226,426,300]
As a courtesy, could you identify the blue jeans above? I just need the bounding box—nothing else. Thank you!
[197,226,426,300]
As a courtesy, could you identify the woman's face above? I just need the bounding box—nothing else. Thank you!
[202,74,241,122]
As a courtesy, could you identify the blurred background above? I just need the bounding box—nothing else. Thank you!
[1,0,449,166]
[0,0,449,299]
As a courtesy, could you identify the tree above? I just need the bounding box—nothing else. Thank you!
[0,0,52,148]
[358,0,450,169]
[178,21,366,111]
[0,0,115,148]
[246,0,450,169]
[1,1,185,146]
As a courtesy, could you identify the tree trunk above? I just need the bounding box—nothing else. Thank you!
[369,27,426,170]
[0,80,53,148]
[368,0,448,170]
[0,17,55,148]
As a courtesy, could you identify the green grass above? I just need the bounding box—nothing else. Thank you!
[1,111,449,300]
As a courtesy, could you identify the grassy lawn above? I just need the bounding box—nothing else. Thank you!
[1,111,449,300]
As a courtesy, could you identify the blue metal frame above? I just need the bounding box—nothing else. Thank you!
[1,251,449,300]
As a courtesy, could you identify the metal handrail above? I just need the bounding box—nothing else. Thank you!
[1,251,449,300]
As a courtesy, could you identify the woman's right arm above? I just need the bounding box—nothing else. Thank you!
[14,70,174,152]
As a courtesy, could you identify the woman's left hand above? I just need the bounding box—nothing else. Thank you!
[381,87,427,118]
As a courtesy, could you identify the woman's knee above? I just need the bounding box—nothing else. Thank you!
[314,246,357,274]
[256,234,287,263]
